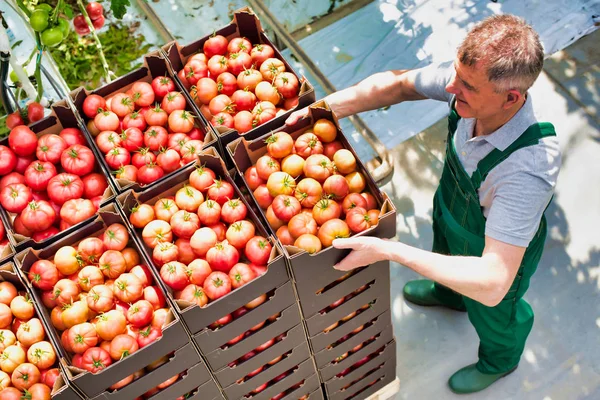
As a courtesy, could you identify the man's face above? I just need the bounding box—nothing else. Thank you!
[445,59,510,120]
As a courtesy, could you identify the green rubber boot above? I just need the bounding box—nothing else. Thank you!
[448,364,518,394]
[402,279,466,312]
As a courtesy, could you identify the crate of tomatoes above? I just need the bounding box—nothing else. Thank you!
[14,204,203,399]
[70,52,218,194]
[161,7,316,167]
[0,101,115,252]
[0,261,83,399]
[116,149,306,372]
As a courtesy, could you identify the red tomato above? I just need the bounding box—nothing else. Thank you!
[346,208,371,233]
[179,140,204,164]
[272,194,301,222]
[8,125,37,157]
[130,264,152,287]
[229,263,256,289]
[196,199,220,226]
[203,35,228,58]
[255,155,280,181]
[177,284,208,307]
[110,93,135,118]
[313,199,342,225]
[0,146,16,176]
[11,363,40,391]
[208,222,227,242]
[167,133,190,154]
[68,322,98,354]
[86,285,114,313]
[131,81,155,107]
[60,198,95,225]
[95,130,121,153]
[14,154,36,175]
[231,90,257,113]
[243,167,264,192]
[250,44,275,67]
[323,175,350,201]
[211,112,234,129]
[183,60,209,86]
[216,73,237,97]
[81,173,108,199]
[250,264,267,277]
[99,250,127,279]
[144,126,169,152]
[295,178,323,209]
[126,300,154,328]
[159,262,188,290]
[24,161,56,192]
[227,52,253,76]
[42,368,60,389]
[156,148,181,173]
[206,242,239,273]
[252,101,277,126]
[94,110,120,132]
[168,110,195,134]
[105,147,130,170]
[342,193,368,215]
[28,260,59,290]
[189,165,216,192]
[138,163,165,185]
[143,286,166,310]
[225,220,255,249]
[170,210,200,239]
[151,76,175,99]
[57,128,85,148]
[161,92,186,114]
[144,105,168,126]
[82,94,106,118]
[153,242,179,266]
[102,223,129,251]
[294,133,323,158]
[203,271,232,300]
[116,165,138,181]
[304,154,333,183]
[245,236,272,265]
[220,199,247,224]
[5,112,24,129]
[209,94,234,115]
[81,347,112,372]
[36,134,67,164]
[253,184,274,210]
[274,72,300,99]
[207,55,228,77]
[288,213,318,239]
[0,183,32,213]
[136,325,162,348]
[122,111,147,132]
[0,172,25,191]
[209,313,232,329]
[131,148,156,169]
[120,127,144,152]
[207,179,234,205]
[61,145,96,176]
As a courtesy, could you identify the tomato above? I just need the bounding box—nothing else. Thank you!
[208,94,234,116]
[227,52,253,76]
[252,101,277,125]
[251,44,275,67]
[216,73,237,97]
[228,263,255,289]
[34,134,65,165]
[129,81,155,107]
[8,125,37,157]
[189,165,216,192]
[259,58,285,81]
[10,295,34,320]
[143,126,169,152]
[318,219,350,247]
[253,81,279,105]
[142,286,165,311]
[154,199,179,222]
[159,262,188,290]
[346,208,372,233]
[288,213,318,239]
[0,283,16,307]
[0,146,15,177]
[211,112,234,129]
[11,362,40,391]
[237,68,263,91]
[175,186,203,212]
[265,132,293,160]
[274,72,299,99]
[252,158,278,184]
[265,205,285,230]
[179,139,204,164]
[61,300,89,329]
[276,225,293,245]
[0,345,25,373]
[232,101,257,128]
[99,250,127,279]
[0,183,32,213]
[165,134,188,155]
[95,310,127,341]
[311,118,337,143]
[219,199,245,224]
[115,165,137,182]
[86,2,103,19]
[168,110,194,134]
[206,55,227,77]
[5,112,24,130]
[266,171,296,197]
[225,37,250,54]
[250,185,271,210]
[78,237,105,264]
[94,110,120,132]
[226,220,255,249]
[280,154,303,178]
[30,8,49,32]
[161,92,186,114]
[208,222,227,242]
[131,147,155,169]
[46,173,83,205]
[183,60,209,86]
[294,133,323,157]
[272,194,301,222]
[304,154,333,182]
[207,179,234,205]
[0,387,23,399]
[41,368,60,389]
[246,293,266,309]
[324,175,350,201]
[177,284,208,307]
[151,76,175,99]
[20,200,56,234]
[82,94,106,118]
[153,242,179,266]
[0,304,11,329]
[52,278,79,308]
[170,210,200,240]
[16,318,44,347]
[138,163,165,185]
[117,128,143,152]
[130,264,152,287]
[77,265,104,292]
[102,223,129,251]
[313,199,342,226]
[329,149,356,175]
[195,200,220,227]
[144,105,168,126]
[95,130,121,153]
[203,34,228,58]
[123,300,153,329]
[206,242,239,273]
[203,272,231,300]
[104,147,130,170]
[81,347,112,373]
[27,260,58,291]
[67,323,98,354]
[136,325,162,349]
[86,285,114,313]
[0,172,25,192]
[111,93,135,118]
[342,193,368,215]
[60,198,95,225]
[109,374,133,391]
[321,139,343,159]
[128,204,153,229]
[345,171,367,193]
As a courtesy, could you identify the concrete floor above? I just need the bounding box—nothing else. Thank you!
[379,30,600,400]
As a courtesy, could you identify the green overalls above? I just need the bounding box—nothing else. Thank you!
[431,103,556,374]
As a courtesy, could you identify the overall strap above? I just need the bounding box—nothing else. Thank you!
[471,122,556,189]
[447,99,461,135]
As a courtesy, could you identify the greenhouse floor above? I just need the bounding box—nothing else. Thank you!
[378,30,600,399]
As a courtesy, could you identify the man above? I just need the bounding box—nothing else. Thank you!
[286,15,561,394]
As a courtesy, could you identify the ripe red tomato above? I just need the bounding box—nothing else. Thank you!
[216,73,237,97]
[126,300,154,328]
[209,94,234,115]
[151,76,175,99]
[221,199,247,224]
[159,262,188,290]
[177,284,208,307]
[206,242,239,272]
[105,147,131,170]
[203,271,231,300]
[209,313,232,329]
[186,259,212,286]
[196,199,221,226]
[211,112,234,129]
[304,154,333,183]
[86,2,103,20]
[167,132,190,154]
[94,110,120,132]
[237,68,263,91]
[189,165,216,192]
[116,165,137,181]
[110,93,135,118]
[288,213,318,239]
[323,175,350,201]
[28,260,59,290]
[8,126,37,157]
[82,94,106,118]
[207,222,227,242]
[272,194,301,222]
[86,285,114,313]
[229,263,256,289]
[250,44,275,67]
[47,173,83,205]
[137,325,162,348]
[61,144,96,176]
[207,179,234,205]
[5,112,24,129]
[34,134,66,165]
[27,102,45,123]
[122,112,147,131]
[255,155,280,181]
[252,101,277,126]
[161,92,186,114]
[113,273,144,303]
[227,52,253,76]
[60,198,95,225]
[23,161,56,192]
[138,163,165,185]
[170,210,200,239]
[95,130,121,153]
[179,139,204,164]
[253,184,274,210]
[59,127,86,147]
[313,199,342,225]
[294,133,323,158]
[143,286,166,310]
[203,35,228,58]
[225,220,255,249]
[81,173,108,198]
[102,223,129,251]
[0,172,25,191]
[243,167,264,192]
[295,178,323,208]
[0,183,32,213]
[183,60,209,86]
[231,90,257,114]
[342,193,368,215]
[156,148,181,173]
[168,110,195,134]
[144,126,169,152]
[274,72,299,99]
[68,322,98,354]
[244,236,272,265]
[144,105,168,126]
[131,81,155,107]
[131,148,156,169]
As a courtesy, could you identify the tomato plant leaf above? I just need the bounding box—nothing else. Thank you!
[62,4,74,19]
[110,0,131,19]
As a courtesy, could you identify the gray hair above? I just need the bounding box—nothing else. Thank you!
[458,15,544,93]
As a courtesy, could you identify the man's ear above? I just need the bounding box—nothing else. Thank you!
[504,90,522,109]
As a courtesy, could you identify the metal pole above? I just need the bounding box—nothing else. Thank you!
[245,0,394,185]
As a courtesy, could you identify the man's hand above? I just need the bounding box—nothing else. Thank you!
[285,107,309,126]
[332,237,393,271]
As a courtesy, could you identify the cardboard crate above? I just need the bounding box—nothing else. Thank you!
[161,6,316,168]
[313,310,392,369]
[308,279,391,354]
[0,235,15,266]
[15,204,191,398]
[198,284,300,371]
[70,52,218,194]
[116,149,292,336]
[88,345,211,400]
[185,378,224,400]
[324,340,396,399]
[211,314,305,386]
[227,100,397,318]
[222,347,317,400]
[270,373,322,400]
[327,356,396,400]
[0,262,84,399]
[0,100,115,252]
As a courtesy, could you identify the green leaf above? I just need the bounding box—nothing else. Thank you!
[11,40,23,49]
[63,4,74,19]
[110,0,131,19]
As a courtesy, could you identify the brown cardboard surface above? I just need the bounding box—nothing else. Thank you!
[69,52,217,194]
[160,7,315,168]
[0,100,116,252]
[15,204,190,398]
[213,322,306,387]
[222,346,316,400]
[313,311,392,368]
[197,285,300,370]
[327,354,396,400]
[324,340,396,396]
[185,378,224,400]
[308,284,391,354]
[116,150,292,335]
[274,373,322,400]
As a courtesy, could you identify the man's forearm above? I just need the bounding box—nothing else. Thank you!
[382,241,508,307]
[323,70,427,119]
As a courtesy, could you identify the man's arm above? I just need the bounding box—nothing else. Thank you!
[333,236,526,307]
